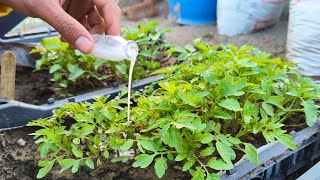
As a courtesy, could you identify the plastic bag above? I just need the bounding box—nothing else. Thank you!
[217,0,286,36]
[286,0,320,76]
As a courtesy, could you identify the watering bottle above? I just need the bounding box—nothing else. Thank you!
[90,34,139,62]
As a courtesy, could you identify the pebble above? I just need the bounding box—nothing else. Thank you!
[16,138,26,147]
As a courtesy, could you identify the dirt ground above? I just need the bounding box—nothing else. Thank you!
[120,0,288,59]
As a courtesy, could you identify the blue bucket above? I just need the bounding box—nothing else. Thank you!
[168,0,217,25]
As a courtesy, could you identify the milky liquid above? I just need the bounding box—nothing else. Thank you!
[127,58,136,123]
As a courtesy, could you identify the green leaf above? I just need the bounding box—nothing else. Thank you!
[266,96,284,109]
[37,160,54,179]
[262,102,274,116]
[132,154,156,168]
[200,147,215,157]
[192,168,205,180]
[228,137,242,145]
[207,157,233,170]
[154,157,167,178]
[219,98,242,112]
[200,133,214,144]
[103,151,110,159]
[244,143,258,164]
[206,173,220,180]
[216,141,236,164]
[72,146,83,158]
[120,139,134,151]
[115,63,127,75]
[275,132,297,150]
[49,64,62,73]
[139,140,157,153]
[302,100,318,126]
[211,107,233,120]
[72,138,80,145]
[58,159,75,173]
[111,156,130,163]
[182,160,195,171]
[173,118,196,130]
[40,142,49,159]
[167,127,182,149]
[178,52,190,61]
[175,153,186,161]
[85,158,95,169]
[71,160,80,173]
[68,67,85,81]
[178,91,201,107]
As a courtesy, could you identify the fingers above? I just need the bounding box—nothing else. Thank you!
[87,7,105,34]
[39,2,94,54]
[93,0,122,35]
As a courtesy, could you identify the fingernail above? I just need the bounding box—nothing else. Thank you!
[75,36,92,53]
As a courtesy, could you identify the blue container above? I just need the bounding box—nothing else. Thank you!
[168,0,217,25]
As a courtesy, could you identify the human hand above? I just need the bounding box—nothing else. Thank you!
[1,0,121,53]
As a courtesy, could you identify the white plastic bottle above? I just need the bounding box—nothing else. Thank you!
[90,34,139,123]
[90,34,138,62]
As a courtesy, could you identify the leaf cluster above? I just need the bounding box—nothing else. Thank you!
[29,39,320,179]
[32,20,173,97]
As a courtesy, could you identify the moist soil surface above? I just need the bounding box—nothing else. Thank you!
[0,114,307,180]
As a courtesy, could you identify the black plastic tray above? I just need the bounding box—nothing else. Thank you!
[221,123,320,180]
[0,74,164,130]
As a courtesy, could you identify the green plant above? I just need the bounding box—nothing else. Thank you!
[32,20,173,96]
[28,40,320,179]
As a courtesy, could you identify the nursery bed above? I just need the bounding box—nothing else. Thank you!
[0,115,318,180]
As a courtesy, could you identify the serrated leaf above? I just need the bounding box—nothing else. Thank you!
[175,153,186,161]
[192,168,205,180]
[40,143,49,159]
[154,157,167,178]
[115,63,127,75]
[211,107,233,120]
[68,67,85,81]
[72,146,83,158]
[244,143,258,164]
[219,98,242,112]
[120,139,134,151]
[173,118,196,130]
[36,160,54,179]
[266,96,284,109]
[178,91,201,107]
[200,133,214,144]
[216,141,236,164]
[132,154,156,168]
[207,157,233,170]
[49,64,62,73]
[302,100,318,126]
[85,158,95,169]
[71,160,80,173]
[275,132,297,150]
[200,147,215,157]
[262,102,274,116]
[58,159,75,173]
[182,160,195,171]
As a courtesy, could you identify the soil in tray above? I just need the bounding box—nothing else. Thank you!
[0,126,189,180]
[0,113,307,180]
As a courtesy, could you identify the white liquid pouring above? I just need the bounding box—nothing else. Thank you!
[90,35,138,123]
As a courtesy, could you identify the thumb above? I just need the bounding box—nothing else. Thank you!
[39,3,94,54]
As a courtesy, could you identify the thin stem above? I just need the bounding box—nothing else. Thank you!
[195,156,210,176]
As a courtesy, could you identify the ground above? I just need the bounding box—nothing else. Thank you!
[120,0,288,59]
